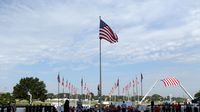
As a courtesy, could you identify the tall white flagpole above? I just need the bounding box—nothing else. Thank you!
[139,79,159,104]
[99,16,102,112]
[179,83,194,100]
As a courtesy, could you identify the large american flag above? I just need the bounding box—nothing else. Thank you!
[99,19,118,43]
[162,77,180,87]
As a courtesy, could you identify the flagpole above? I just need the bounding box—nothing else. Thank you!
[63,78,64,99]
[141,73,143,98]
[84,83,86,100]
[133,81,135,102]
[81,78,83,100]
[98,16,118,111]
[63,85,64,99]
[118,78,120,97]
[58,82,60,106]
[136,76,139,104]
[99,16,102,111]
[179,83,194,100]
[69,87,71,100]
[99,32,102,111]
[58,72,60,107]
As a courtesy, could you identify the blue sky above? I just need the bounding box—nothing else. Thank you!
[0,0,200,98]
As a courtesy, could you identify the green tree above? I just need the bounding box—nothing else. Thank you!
[194,90,200,98]
[46,93,55,99]
[13,77,47,101]
[0,93,15,105]
[151,94,163,101]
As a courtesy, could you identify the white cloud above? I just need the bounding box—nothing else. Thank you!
[0,0,199,69]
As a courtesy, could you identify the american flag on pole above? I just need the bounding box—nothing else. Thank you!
[66,80,68,88]
[117,79,119,87]
[136,77,139,85]
[162,77,180,87]
[132,80,135,87]
[129,81,131,88]
[81,78,83,87]
[114,83,117,89]
[84,83,86,90]
[97,84,100,92]
[57,73,60,83]
[141,73,143,82]
[99,19,118,43]
[68,82,71,90]
[62,77,64,86]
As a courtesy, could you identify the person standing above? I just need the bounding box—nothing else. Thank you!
[121,101,127,112]
[64,100,69,112]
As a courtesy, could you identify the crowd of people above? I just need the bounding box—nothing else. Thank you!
[60,100,200,112]
[60,100,133,112]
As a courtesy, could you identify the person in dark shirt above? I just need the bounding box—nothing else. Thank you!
[64,100,69,112]
[121,101,127,112]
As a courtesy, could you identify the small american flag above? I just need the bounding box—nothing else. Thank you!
[62,77,64,86]
[141,73,143,82]
[99,19,118,43]
[84,83,86,90]
[162,77,180,87]
[81,78,83,87]
[68,82,71,89]
[66,80,68,88]
[132,80,135,87]
[117,79,119,86]
[136,77,139,85]
[57,73,60,83]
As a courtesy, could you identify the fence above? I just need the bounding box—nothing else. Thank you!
[0,105,57,112]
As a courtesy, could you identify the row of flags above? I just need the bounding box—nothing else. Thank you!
[81,78,90,94]
[108,74,143,96]
[57,74,78,95]
[108,79,120,96]
[57,74,91,95]
[122,76,141,94]
[58,73,180,95]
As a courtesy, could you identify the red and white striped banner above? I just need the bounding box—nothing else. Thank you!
[162,77,180,87]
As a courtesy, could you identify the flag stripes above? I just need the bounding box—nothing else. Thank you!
[162,77,180,87]
[99,19,118,43]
